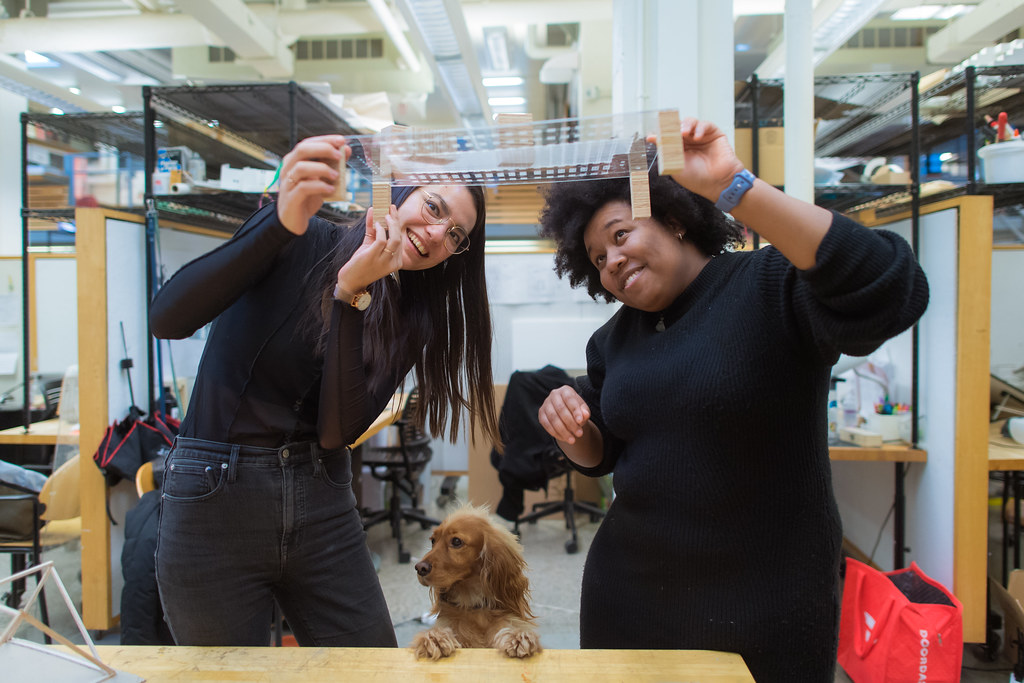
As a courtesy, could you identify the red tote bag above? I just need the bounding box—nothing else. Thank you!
[838,558,963,683]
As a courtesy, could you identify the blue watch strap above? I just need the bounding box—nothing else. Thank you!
[714,169,756,213]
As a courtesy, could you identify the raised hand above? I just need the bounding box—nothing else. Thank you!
[650,118,745,203]
[277,135,349,235]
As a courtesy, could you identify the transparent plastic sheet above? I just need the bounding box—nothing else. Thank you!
[343,110,668,187]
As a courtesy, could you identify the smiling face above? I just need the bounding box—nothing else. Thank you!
[583,200,709,312]
[395,184,478,271]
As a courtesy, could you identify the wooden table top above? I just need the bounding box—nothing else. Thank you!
[989,420,1024,471]
[829,443,927,462]
[0,418,66,445]
[90,645,755,682]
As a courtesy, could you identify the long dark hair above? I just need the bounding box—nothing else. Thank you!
[302,185,500,448]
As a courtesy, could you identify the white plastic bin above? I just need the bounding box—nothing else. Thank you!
[978,139,1024,183]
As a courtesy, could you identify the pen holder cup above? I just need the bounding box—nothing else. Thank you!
[867,413,911,443]
[978,139,1024,183]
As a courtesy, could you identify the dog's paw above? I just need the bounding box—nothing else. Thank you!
[411,627,460,660]
[493,627,542,658]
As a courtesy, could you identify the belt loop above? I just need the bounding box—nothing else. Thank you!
[227,444,240,483]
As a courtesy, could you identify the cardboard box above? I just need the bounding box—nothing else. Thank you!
[467,383,603,514]
[989,573,1024,668]
[735,126,785,187]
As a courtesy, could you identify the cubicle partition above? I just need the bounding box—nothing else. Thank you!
[840,196,993,642]
[76,206,224,631]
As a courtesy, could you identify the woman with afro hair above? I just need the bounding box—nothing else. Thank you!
[537,118,928,682]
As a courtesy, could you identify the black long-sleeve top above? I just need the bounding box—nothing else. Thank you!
[150,203,409,450]
[571,212,929,682]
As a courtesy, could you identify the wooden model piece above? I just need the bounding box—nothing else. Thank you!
[629,135,651,219]
[495,113,535,167]
[657,109,685,175]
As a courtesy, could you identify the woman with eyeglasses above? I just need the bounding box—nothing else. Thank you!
[149,135,500,647]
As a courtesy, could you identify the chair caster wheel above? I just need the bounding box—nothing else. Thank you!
[564,539,578,554]
[399,550,411,563]
[420,521,432,530]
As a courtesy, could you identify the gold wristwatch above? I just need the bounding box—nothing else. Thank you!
[334,283,371,311]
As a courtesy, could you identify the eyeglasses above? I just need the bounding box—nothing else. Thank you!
[420,190,471,255]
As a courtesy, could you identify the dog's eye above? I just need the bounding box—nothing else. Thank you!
[429,537,436,546]
[451,537,463,548]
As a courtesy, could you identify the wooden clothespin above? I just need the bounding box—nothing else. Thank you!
[496,113,535,167]
[657,109,685,175]
[371,124,408,214]
[629,135,651,219]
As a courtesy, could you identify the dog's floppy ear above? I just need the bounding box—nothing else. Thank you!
[480,526,533,619]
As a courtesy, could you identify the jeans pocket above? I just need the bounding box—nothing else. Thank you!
[318,450,352,490]
[164,457,226,501]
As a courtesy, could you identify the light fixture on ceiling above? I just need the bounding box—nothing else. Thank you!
[111,105,126,113]
[68,87,81,95]
[395,0,491,128]
[891,4,972,21]
[483,26,511,73]
[483,76,524,87]
[488,96,526,107]
[49,107,63,115]
[23,51,59,68]
[53,52,123,83]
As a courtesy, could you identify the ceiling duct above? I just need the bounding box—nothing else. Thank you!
[395,0,491,129]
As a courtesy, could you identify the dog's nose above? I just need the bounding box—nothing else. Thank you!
[415,560,431,576]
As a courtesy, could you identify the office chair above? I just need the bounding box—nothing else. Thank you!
[513,454,606,554]
[0,454,82,637]
[360,389,439,563]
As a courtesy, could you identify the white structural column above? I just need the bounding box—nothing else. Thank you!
[783,0,815,203]
[0,89,26,257]
[611,0,735,144]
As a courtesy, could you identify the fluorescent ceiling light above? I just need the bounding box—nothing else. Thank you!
[50,108,64,115]
[111,105,126,113]
[890,4,971,21]
[891,5,942,20]
[935,4,971,20]
[68,87,81,95]
[488,96,526,106]
[24,51,58,67]
[482,76,524,87]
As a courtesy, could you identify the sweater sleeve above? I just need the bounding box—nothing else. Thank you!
[571,328,626,478]
[766,210,930,364]
[150,202,296,339]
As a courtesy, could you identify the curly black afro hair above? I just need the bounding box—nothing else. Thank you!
[538,169,746,302]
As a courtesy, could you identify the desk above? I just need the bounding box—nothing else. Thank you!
[988,420,1024,585]
[0,418,63,446]
[90,645,755,682]
[831,444,927,569]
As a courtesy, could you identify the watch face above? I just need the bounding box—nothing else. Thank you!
[352,290,371,311]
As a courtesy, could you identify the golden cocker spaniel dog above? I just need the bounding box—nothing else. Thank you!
[412,506,541,660]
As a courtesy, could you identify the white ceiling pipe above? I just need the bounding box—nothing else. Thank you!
[366,0,421,71]
[0,14,216,52]
[0,53,107,112]
[0,6,381,54]
[927,0,1024,64]
[173,0,294,78]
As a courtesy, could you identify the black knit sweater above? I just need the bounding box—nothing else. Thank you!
[572,212,929,682]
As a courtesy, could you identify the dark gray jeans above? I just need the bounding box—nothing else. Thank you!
[155,437,397,647]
